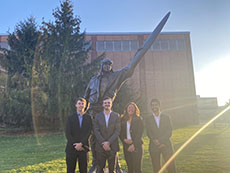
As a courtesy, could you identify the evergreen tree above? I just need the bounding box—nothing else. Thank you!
[0,17,40,128]
[39,0,102,129]
[0,0,102,130]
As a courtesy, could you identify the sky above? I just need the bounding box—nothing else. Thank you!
[0,0,229,105]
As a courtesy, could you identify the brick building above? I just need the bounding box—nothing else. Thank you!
[86,32,198,126]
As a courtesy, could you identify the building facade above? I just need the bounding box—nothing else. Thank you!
[86,32,198,126]
[196,95,219,122]
[0,35,9,50]
[0,35,8,90]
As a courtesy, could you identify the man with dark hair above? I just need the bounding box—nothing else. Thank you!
[145,99,176,173]
[94,97,121,173]
[65,97,92,173]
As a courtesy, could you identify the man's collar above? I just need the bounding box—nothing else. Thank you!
[76,111,84,116]
[152,112,161,118]
[104,110,112,116]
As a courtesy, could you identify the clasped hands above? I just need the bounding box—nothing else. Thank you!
[153,139,165,149]
[73,143,84,151]
[102,141,111,151]
[124,139,135,152]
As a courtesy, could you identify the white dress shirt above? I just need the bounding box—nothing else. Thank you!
[153,112,161,128]
[126,121,131,139]
[104,111,111,127]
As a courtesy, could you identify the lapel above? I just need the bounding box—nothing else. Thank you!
[108,112,115,128]
[74,113,81,129]
[159,114,163,129]
[101,112,107,128]
[81,114,85,128]
[129,118,135,139]
[152,114,158,129]
[130,118,134,132]
[125,120,128,138]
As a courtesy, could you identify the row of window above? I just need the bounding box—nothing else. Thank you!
[0,39,186,52]
[0,42,10,49]
[96,40,186,52]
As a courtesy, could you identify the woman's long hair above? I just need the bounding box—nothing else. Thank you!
[121,102,140,120]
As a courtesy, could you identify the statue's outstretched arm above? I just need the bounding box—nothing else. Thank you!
[127,12,170,72]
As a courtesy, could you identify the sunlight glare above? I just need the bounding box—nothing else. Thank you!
[195,56,230,106]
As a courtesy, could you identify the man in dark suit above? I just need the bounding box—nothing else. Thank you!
[145,99,176,173]
[65,97,92,173]
[94,97,121,173]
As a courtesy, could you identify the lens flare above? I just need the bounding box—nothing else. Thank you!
[31,34,43,145]
[158,105,230,173]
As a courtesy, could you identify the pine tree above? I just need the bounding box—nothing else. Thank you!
[39,0,102,129]
[0,0,102,130]
[0,17,40,128]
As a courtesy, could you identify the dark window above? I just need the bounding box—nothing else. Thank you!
[0,42,10,49]
[96,41,104,52]
[105,41,113,52]
[152,40,161,50]
[122,41,130,51]
[114,41,121,51]
[160,40,169,50]
[131,40,139,51]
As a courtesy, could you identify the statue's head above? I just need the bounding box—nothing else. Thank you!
[101,58,113,72]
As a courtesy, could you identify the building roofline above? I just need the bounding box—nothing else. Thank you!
[86,31,190,35]
[1,31,190,37]
[196,95,218,100]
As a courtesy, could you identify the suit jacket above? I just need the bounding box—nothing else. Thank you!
[65,113,92,153]
[145,113,173,152]
[94,111,121,152]
[120,116,144,149]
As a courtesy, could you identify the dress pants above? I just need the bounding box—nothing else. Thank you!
[66,151,88,173]
[149,146,176,173]
[96,150,117,173]
[123,145,143,173]
[90,132,97,166]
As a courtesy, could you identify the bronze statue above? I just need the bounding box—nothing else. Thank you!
[84,12,170,173]
[85,12,170,115]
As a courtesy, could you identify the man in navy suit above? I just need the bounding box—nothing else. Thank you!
[65,97,92,173]
[145,99,176,173]
[93,97,121,173]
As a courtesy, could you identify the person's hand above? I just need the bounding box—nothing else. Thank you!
[153,139,160,146]
[102,141,111,151]
[124,139,133,145]
[127,144,135,152]
[73,143,83,151]
[158,144,165,149]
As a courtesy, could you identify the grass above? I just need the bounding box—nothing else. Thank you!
[1,123,230,172]
[0,132,66,171]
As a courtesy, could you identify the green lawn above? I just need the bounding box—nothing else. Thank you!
[1,123,230,173]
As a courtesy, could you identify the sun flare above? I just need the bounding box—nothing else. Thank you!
[195,56,230,106]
